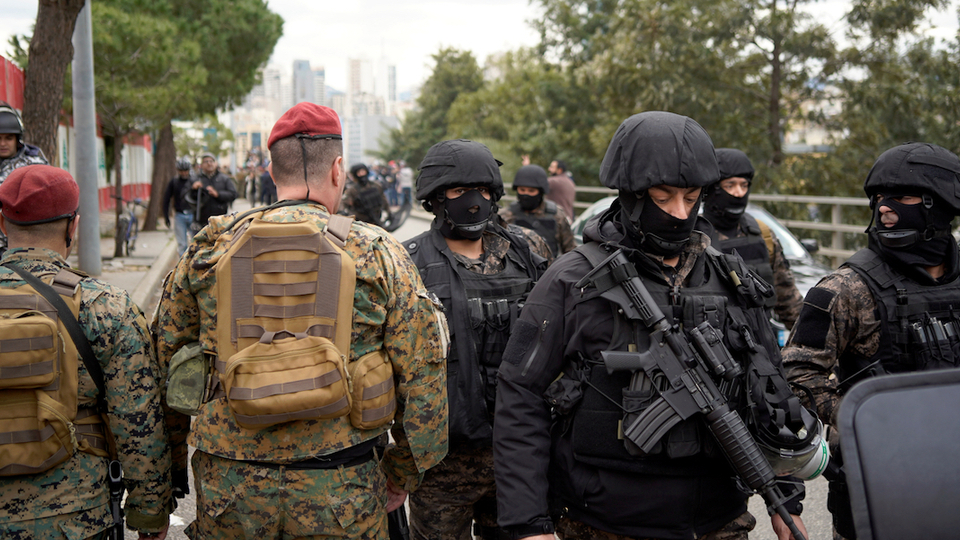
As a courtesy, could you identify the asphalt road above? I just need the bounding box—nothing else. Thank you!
[140,210,832,540]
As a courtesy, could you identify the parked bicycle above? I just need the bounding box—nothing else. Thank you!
[113,195,145,257]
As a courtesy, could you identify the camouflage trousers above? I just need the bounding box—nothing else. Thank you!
[0,505,114,540]
[408,445,498,540]
[187,450,387,539]
[556,511,756,540]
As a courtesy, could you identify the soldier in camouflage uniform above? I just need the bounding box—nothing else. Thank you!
[0,103,48,184]
[403,139,550,540]
[154,103,448,540]
[341,163,390,227]
[499,164,576,259]
[696,148,803,329]
[783,143,960,540]
[0,166,172,540]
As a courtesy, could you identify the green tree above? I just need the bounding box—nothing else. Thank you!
[143,0,282,230]
[20,0,86,164]
[91,2,205,255]
[378,48,483,168]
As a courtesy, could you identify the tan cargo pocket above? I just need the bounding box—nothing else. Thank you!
[0,311,60,389]
[347,350,396,430]
[0,390,74,476]
[221,333,352,429]
[166,342,209,416]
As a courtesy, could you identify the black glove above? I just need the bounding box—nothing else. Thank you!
[164,218,171,229]
[172,468,189,499]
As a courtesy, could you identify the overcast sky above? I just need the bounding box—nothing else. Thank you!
[2,1,957,94]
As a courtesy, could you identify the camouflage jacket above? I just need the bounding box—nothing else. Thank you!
[0,248,172,533]
[449,221,554,273]
[498,199,577,258]
[0,144,48,183]
[154,202,448,491]
[781,267,879,427]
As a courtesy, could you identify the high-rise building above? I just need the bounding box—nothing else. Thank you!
[293,60,314,104]
[349,58,375,95]
[313,68,326,107]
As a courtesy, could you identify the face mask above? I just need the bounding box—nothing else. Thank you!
[620,191,701,258]
[436,188,493,240]
[517,192,543,211]
[870,195,955,268]
[704,185,748,232]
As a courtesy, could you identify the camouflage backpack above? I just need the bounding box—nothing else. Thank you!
[0,267,110,476]
[210,208,396,430]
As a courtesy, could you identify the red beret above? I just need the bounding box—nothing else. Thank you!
[0,165,80,225]
[267,103,342,149]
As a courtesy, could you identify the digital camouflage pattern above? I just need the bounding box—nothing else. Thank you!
[0,144,48,184]
[154,202,448,492]
[188,450,388,539]
[782,267,879,428]
[498,199,577,257]
[0,248,172,537]
[556,511,756,540]
[713,226,803,329]
[409,445,497,540]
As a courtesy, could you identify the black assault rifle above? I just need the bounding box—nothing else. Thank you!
[577,249,807,540]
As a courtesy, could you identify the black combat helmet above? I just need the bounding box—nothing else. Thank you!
[864,142,960,214]
[512,164,550,193]
[416,139,504,205]
[599,111,718,192]
[716,148,755,183]
[0,104,25,148]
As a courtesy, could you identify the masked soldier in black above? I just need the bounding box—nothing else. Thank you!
[784,142,960,540]
[341,163,390,227]
[499,164,576,258]
[404,139,550,540]
[494,112,822,540]
[697,148,803,330]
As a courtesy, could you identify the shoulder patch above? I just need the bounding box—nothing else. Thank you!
[791,286,837,350]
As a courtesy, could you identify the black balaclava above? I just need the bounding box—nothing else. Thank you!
[869,192,955,269]
[704,184,748,233]
[619,190,702,258]
[433,188,494,240]
[517,189,544,211]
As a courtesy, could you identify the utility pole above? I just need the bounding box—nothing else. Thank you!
[72,1,101,275]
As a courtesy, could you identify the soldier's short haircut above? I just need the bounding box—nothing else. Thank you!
[269,137,342,185]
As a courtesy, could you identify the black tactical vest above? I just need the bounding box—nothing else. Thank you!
[702,214,776,310]
[353,182,384,224]
[508,200,559,257]
[567,244,786,476]
[840,249,960,388]
[406,226,539,446]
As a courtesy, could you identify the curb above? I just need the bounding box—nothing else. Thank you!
[131,235,179,310]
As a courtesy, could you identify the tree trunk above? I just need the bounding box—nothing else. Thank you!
[22,0,86,165]
[145,121,175,232]
[113,139,125,258]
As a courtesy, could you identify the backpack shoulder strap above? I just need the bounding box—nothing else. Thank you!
[754,217,776,262]
[325,214,355,249]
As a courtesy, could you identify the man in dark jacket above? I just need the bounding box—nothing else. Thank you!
[404,139,550,540]
[696,148,803,330]
[0,102,47,184]
[189,152,238,227]
[162,157,195,255]
[341,163,390,227]
[494,112,817,540]
[499,164,576,259]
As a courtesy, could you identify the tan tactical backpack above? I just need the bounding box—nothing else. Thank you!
[213,209,396,430]
[0,268,109,476]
